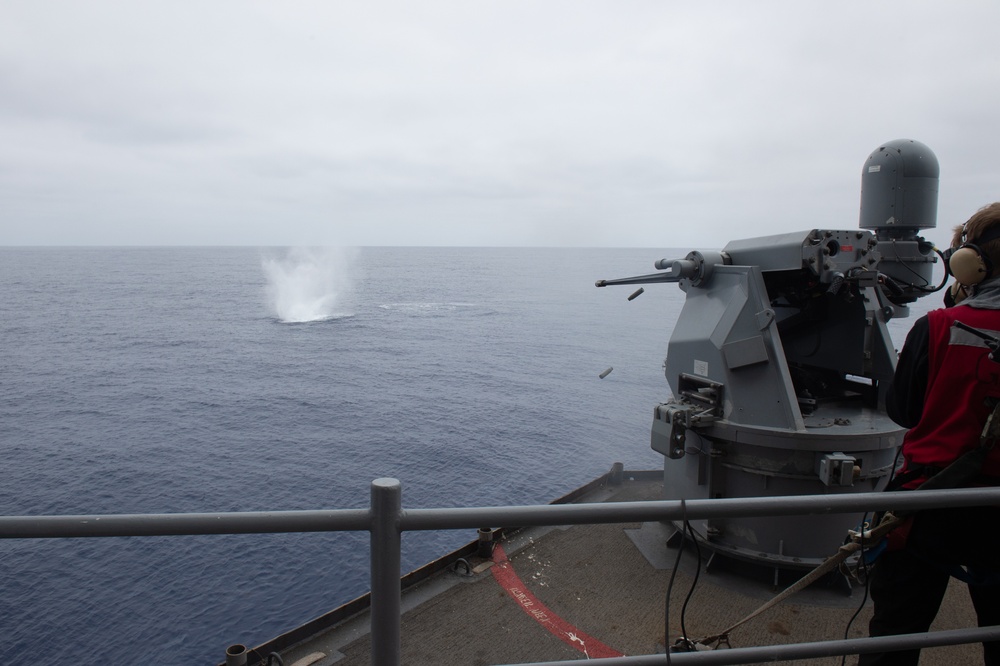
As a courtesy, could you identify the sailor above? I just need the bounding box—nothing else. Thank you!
[861,203,1000,665]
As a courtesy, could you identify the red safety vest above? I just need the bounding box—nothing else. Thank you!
[899,305,1000,487]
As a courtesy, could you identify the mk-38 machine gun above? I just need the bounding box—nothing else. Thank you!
[597,139,943,572]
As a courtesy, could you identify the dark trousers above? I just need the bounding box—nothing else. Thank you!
[859,507,1000,666]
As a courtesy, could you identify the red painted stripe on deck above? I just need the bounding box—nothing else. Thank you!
[490,543,624,659]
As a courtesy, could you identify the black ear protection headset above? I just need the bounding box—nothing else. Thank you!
[944,224,1000,286]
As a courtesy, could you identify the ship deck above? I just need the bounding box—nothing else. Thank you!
[257,472,983,666]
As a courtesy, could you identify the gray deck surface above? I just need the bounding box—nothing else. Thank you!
[276,476,984,666]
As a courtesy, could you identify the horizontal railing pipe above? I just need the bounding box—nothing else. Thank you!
[0,509,371,539]
[500,625,1000,665]
[399,487,1000,531]
[1,488,998,539]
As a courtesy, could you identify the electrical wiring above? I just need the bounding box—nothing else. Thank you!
[664,501,704,661]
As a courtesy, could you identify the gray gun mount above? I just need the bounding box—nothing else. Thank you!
[597,140,941,572]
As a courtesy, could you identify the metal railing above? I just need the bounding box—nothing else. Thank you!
[2,476,999,665]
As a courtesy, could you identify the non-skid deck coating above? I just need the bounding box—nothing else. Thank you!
[275,476,984,666]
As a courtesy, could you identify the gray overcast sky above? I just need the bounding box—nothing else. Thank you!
[2,1,999,248]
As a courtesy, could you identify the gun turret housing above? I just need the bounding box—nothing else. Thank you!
[598,139,941,570]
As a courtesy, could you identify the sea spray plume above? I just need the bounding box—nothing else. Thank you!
[262,247,355,322]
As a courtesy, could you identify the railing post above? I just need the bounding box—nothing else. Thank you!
[370,478,402,666]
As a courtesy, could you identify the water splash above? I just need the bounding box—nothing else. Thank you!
[262,247,355,323]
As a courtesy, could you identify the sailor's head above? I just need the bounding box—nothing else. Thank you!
[947,202,1000,286]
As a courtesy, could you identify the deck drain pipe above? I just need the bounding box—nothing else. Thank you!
[225,644,248,666]
[478,527,497,558]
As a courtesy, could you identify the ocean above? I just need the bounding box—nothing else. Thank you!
[1,246,694,664]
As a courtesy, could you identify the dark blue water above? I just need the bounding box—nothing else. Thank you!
[1,247,686,664]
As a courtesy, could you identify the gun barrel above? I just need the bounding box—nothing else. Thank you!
[595,258,698,288]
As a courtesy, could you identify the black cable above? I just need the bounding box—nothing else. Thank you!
[839,449,903,665]
[679,517,703,645]
[928,246,950,292]
[664,499,704,660]
[664,513,686,663]
[887,446,903,488]
[887,241,949,293]
[841,512,873,666]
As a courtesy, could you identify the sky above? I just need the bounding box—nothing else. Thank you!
[2,1,1000,248]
